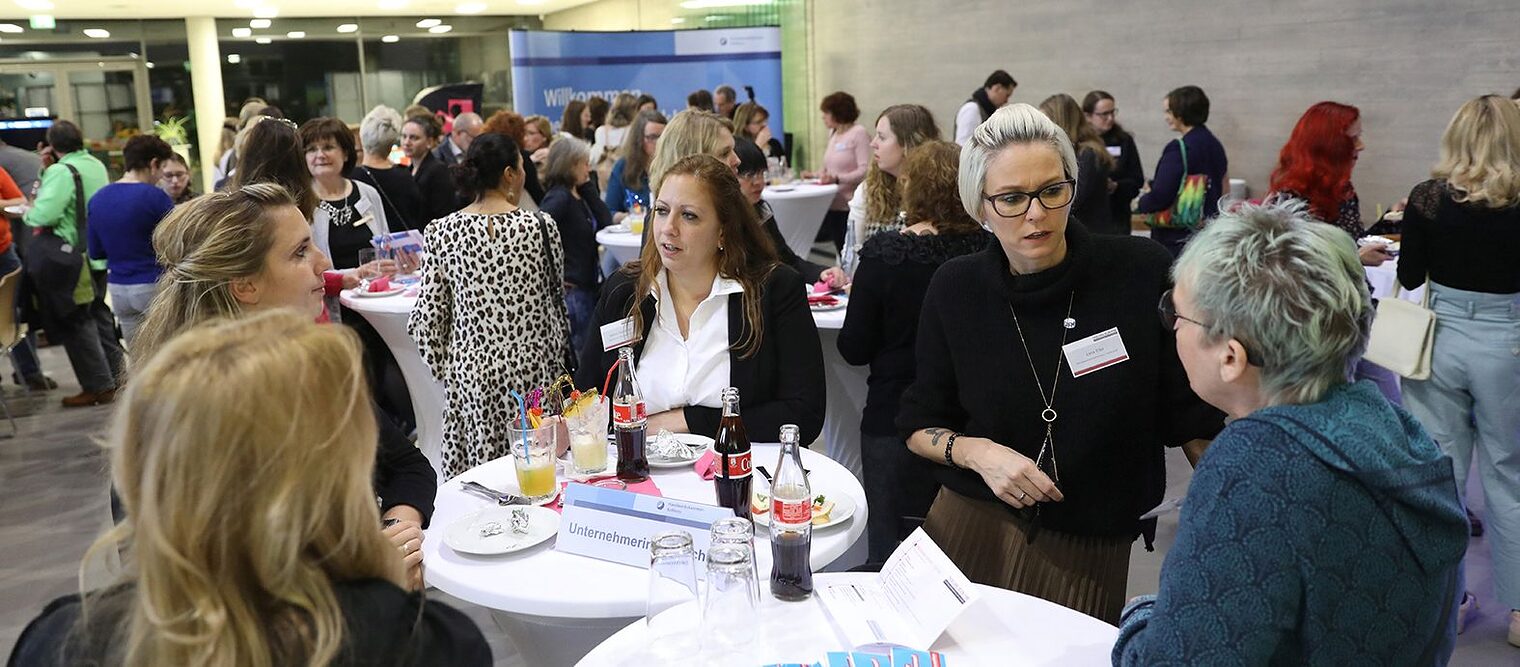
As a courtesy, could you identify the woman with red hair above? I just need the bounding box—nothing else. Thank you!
[1267,101,1394,266]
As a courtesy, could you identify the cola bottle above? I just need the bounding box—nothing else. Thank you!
[713,387,752,519]
[769,424,813,601]
[612,347,650,481]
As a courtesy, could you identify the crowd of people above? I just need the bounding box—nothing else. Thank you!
[3,71,1518,665]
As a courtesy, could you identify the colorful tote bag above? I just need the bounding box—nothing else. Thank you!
[1145,138,1209,230]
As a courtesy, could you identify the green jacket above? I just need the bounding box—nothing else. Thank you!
[23,150,109,304]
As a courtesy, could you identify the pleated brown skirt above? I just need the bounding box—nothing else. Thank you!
[921,487,1131,624]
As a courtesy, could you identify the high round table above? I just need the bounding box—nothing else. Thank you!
[811,299,866,481]
[764,183,839,258]
[340,287,447,483]
[596,227,643,265]
[423,444,868,666]
[577,571,1120,666]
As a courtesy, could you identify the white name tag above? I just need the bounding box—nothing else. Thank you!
[556,483,735,568]
[1062,327,1130,377]
[601,316,639,351]
[1106,145,1123,157]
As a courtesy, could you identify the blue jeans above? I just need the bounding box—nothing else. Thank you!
[0,246,43,380]
[1402,282,1520,609]
[566,285,598,360]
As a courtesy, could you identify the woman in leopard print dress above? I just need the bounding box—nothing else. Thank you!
[410,133,573,479]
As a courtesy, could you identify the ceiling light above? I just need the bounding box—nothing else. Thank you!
[256,37,272,44]
[337,23,358,33]
[670,17,685,23]
[250,18,271,28]
[286,31,305,38]
[516,0,545,4]
[0,23,24,33]
[226,54,241,64]
[681,0,771,7]
[455,2,486,13]
[703,14,728,21]
[381,34,399,43]
[253,6,278,18]
[83,28,110,39]
[27,15,53,29]
[232,27,251,37]
[14,0,52,10]
[428,24,452,33]
[145,61,154,68]
[416,18,440,28]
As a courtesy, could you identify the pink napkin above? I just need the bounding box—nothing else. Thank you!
[548,476,663,514]
[812,279,832,294]
[694,450,718,480]
[367,275,391,292]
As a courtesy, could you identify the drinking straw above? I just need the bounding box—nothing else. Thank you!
[601,355,622,398]
[510,389,530,465]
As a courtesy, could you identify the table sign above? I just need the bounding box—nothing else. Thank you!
[817,528,980,651]
[556,482,736,568]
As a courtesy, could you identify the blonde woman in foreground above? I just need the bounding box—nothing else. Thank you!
[7,311,490,666]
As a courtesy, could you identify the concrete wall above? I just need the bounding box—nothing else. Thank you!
[547,0,1518,214]
[808,0,1520,213]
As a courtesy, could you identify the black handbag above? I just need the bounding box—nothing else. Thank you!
[23,164,91,333]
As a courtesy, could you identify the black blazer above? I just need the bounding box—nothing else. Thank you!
[540,181,613,289]
[574,264,826,443]
[412,152,458,225]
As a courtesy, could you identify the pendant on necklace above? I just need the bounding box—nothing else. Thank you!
[1063,317,1076,329]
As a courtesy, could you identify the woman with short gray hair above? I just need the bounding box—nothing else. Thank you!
[537,137,611,352]
[351,105,424,231]
[896,103,1223,622]
[1115,201,1467,664]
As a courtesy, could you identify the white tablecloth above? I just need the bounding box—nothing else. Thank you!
[596,227,643,265]
[423,444,867,665]
[764,183,839,258]
[340,289,447,483]
[811,301,866,481]
[578,572,1119,666]
[1365,259,1424,303]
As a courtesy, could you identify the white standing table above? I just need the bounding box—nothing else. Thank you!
[578,571,1120,666]
[596,227,643,265]
[422,444,867,666]
[1364,258,1423,303]
[811,301,867,481]
[764,183,838,258]
[340,288,447,483]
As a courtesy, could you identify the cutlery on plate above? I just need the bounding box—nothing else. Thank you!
[462,481,526,505]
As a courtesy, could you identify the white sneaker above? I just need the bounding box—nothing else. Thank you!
[1456,592,1477,635]
[1508,609,1519,647]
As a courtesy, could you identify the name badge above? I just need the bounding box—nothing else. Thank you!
[557,484,735,568]
[1062,327,1129,377]
[1106,145,1123,157]
[835,142,849,152]
[601,316,639,351]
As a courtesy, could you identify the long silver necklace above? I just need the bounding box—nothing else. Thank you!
[1007,291,1076,491]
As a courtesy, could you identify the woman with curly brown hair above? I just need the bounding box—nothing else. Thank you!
[481,110,545,206]
[838,140,990,561]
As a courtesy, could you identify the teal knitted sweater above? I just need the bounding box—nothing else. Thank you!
[1113,381,1468,666]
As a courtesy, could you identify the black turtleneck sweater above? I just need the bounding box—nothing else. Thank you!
[896,222,1224,539]
[838,229,991,436]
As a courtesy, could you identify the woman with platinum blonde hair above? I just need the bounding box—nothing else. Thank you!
[896,104,1222,622]
[9,311,488,666]
[1115,201,1467,664]
[1398,94,1520,647]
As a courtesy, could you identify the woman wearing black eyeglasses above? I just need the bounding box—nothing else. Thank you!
[1083,91,1145,234]
[895,104,1223,624]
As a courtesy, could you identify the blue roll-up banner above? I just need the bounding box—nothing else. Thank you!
[509,27,784,138]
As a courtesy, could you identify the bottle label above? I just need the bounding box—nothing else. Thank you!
[773,497,811,524]
[613,401,646,424]
[721,451,751,479]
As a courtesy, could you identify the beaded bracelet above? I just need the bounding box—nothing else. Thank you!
[944,432,960,469]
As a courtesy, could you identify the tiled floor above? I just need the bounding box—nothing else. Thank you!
[1,345,1513,665]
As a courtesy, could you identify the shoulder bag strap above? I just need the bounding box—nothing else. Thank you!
[535,211,577,374]
[359,168,415,231]
[63,163,86,256]
[1175,138,1189,187]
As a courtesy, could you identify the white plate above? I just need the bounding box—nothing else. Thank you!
[751,491,856,530]
[809,296,847,312]
[767,185,796,193]
[444,505,559,555]
[352,285,406,298]
[647,433,714,468]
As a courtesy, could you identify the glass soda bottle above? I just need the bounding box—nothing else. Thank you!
[612,347,650,481]
[713,387,752,519]
[769,424,813,601]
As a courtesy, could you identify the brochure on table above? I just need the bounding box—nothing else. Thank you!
[556,483,735,568]
[817,528,981,652]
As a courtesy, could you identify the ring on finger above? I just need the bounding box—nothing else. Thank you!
[1017,491,1028,501]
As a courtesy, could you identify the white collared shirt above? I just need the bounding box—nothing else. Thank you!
[637,270,743,416]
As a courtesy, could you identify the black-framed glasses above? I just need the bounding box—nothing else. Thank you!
[1158,289,1265,367]
[982,179,1075,218]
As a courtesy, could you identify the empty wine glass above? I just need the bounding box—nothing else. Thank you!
[356,247,378,290]
[702,544,758,652]
[646,531,700,656]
